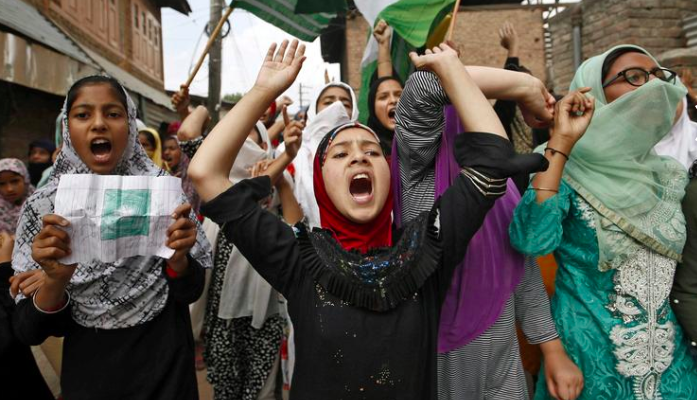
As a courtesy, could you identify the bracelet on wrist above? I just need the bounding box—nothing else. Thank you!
[33,288,70,314]
[544,147,569,161]
[531,186,559,193]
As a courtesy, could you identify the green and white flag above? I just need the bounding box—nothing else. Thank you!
[54,174,184,264]
[354,0,456,122]
[233,0,338,42]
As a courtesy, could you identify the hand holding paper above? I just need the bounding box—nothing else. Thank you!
[53,174,185,264]
[31,214,77,283]
[165,203,197,274]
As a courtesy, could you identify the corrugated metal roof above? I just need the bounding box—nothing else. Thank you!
[0,0,95,66]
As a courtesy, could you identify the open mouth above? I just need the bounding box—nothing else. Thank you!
[349,173,373,204]
[90,138,113,163]
[387,109,396,121]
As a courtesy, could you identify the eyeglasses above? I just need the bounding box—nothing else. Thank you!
[602,67,676,88]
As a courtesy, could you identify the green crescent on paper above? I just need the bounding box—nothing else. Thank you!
[101,189,151,240]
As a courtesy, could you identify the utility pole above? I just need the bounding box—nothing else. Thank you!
[207,0,223,126]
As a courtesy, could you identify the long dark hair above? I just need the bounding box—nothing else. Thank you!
[367,76,402,156]
[66,75,128,114]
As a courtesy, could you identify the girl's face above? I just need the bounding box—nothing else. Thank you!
[0,171,26,204]
[322,128,390,224]
[317,86,353,117]
[374,80,402,131]
[68,84,129,174]
[603,52,683,122]
[162,138,181,168]
[138,133,155,158]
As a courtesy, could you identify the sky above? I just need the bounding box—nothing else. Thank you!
[161,0,341,113]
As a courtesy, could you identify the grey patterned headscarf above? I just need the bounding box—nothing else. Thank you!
[12,76,212,329]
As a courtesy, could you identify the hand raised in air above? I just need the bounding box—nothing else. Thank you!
[254,39,307,97]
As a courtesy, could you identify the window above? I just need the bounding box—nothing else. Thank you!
[142,12,146,33]
[134,5,139,28]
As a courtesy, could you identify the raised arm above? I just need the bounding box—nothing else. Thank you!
[374,20,393,78]
[530,89,594,204]
[188,40,306,202]
[177,105,210,158]
[509,90,595,256]
[410,43,507,138]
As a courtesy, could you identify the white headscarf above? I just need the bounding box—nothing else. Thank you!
[12,76,212,330]
[654,98,697,170]
[293,83,358,228]
[306,81,359,121]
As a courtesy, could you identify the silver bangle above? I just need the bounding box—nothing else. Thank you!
[32,288,70,314]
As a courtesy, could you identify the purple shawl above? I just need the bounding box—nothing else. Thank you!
[391,106,525,353]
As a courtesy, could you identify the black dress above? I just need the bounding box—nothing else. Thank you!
[0,262,54,400]
[201,132,546,400]
[12,257,205,400]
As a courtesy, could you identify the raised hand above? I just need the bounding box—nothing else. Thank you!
[499,21,518,54]
[172,84,191,117]
[518,76,556,128]
[409,43,461,74]
[31,214,77,284]
[373,19,392,45]
[254,39,307,97]
[550,87,595,148]
[281,106,304,159]
[166,203,197,274]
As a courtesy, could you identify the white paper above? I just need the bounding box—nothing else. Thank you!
[54,174,183,264]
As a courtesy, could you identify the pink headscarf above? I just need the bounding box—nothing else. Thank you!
[0,158,34,233]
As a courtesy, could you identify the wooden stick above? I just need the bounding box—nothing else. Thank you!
[184,6,235,88]
[446,0,462,41]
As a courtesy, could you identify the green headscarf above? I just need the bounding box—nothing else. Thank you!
[564,45,688,271]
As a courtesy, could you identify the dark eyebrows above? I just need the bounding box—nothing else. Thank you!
[71,102,125,111]
[329,139,380,149]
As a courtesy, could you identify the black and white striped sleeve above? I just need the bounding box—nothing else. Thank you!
[394,71,450,182]
[514,256,559,345]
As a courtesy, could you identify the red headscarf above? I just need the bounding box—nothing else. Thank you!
[312,123,393,253]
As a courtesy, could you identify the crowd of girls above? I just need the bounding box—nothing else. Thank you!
[2,17,697,400]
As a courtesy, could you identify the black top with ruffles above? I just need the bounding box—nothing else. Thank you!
[201,132,546,400]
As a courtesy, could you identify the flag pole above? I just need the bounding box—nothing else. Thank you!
[184,5,235,88]
[446,0,462,41]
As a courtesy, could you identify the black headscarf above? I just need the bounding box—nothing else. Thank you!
[27,139,56,186]
[367,76,402,156]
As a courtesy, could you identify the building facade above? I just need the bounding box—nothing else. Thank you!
[547,0,697,93]
[0,0,190,160]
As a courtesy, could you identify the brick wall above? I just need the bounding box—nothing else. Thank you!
[549,0,697,93]
[344,6,546,95]
[452,7,546,82]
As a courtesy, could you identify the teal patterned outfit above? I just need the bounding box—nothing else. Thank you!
[510,180,697,400]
